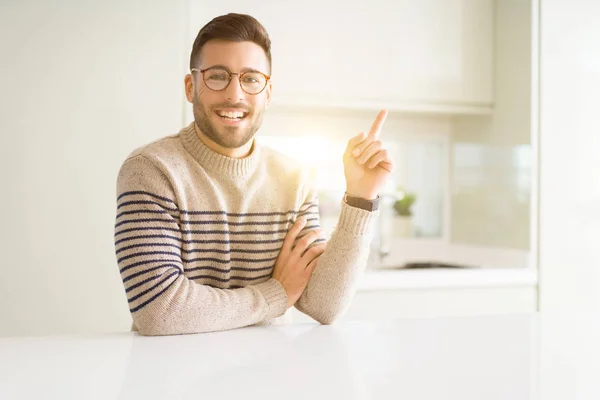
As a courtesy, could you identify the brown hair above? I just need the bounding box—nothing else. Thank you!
[189,13,272,73]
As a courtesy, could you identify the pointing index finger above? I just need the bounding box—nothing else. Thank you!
[369,109,388,138]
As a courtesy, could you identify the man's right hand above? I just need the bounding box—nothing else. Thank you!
[272,217,326,308]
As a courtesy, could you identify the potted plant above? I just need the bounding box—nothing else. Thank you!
[392,188,416,238]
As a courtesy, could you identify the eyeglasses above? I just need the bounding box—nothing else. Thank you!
[191,67,270,95]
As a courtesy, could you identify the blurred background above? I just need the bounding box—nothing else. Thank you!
[0,0,598,336]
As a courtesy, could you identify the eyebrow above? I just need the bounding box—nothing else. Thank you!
[203,64,264,74]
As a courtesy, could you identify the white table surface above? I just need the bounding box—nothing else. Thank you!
[1,312,598,400]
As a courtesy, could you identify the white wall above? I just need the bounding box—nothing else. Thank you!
[0,0,186,336]
[538,0,600,311]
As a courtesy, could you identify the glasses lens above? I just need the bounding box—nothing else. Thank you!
[240,71,267,94]
[203,68,230,91]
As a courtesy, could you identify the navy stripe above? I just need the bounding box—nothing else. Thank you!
[117,200,179,212]
[118,251,180,264]
[130,277,179,313]
[120,258,182,275]
[114,226,182,237]
[116,190,319,219]
[115,234,183,246]
[183,237,284,245]
[188,272,271,283]
[114,227,296,237]
[298,210,319,218]
[125,273,164,293]
[183,247,281,255]
[128,271,180,303]
[186,264,274,274]
[116,242,181,255]
[179,217,319,226]
[203,283,244,290]
[185,228,290,235]
[118,251,277,265]
[181,210,305,217]
[114,234,285,246]
[115,242,280,255]
[117,191,177,204]
[184,256,277,264]
[115,217,318,228]
[115,218,179,229]
[116,209,180,220]
[122,263,182,283]
[116,208,320,218]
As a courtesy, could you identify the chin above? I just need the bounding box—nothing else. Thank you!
[217,131,254,149]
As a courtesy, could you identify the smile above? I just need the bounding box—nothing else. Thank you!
[214,109,249,121]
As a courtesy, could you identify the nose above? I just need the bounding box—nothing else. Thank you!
[224,73,246,102]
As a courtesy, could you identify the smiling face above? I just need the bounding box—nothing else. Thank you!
[185,40,272,150]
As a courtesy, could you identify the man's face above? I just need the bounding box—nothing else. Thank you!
[187,40,272,149]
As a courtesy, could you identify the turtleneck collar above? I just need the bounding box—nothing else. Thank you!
[180,122,261,177]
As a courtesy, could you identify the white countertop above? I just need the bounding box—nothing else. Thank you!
[357,239,536,291]
[1,312,598,400]
[358,267,538,291]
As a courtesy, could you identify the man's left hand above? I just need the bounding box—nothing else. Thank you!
[343,109,394,200]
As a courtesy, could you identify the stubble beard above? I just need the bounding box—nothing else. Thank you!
[192,92,265,149]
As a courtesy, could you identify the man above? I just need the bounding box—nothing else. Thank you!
[114,13,393,336]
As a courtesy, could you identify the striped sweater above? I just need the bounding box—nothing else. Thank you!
[114,122,377,335]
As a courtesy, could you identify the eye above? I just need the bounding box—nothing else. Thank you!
[208,72,229,81]
[242,72,264,84]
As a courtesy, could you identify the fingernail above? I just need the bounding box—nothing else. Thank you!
[298,217,306,225]
[352,149,360,157]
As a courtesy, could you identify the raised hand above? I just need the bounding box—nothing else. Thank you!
[343,110,395,200]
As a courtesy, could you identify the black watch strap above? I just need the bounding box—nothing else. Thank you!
[344,193,380,211]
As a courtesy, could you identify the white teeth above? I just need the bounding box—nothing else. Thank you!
[217,111,245,119]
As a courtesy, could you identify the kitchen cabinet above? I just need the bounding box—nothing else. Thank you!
[188,0,494,114]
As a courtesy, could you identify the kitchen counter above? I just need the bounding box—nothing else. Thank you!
[1,312,598,400]
[358,267,538,291]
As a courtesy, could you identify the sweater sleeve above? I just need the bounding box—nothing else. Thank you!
[294,186,377,324]
[114,155,288,336]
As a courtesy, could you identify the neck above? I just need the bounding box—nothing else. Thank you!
[194,123,253,159]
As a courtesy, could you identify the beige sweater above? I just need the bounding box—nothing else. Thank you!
[114,123,377,335]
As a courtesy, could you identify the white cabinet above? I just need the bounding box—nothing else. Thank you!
[189,0,493,112]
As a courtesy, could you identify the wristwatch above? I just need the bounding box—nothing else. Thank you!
[343,192,380,211]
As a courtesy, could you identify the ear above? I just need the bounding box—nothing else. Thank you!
[265,81,272,108]
[184,74,194,103]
